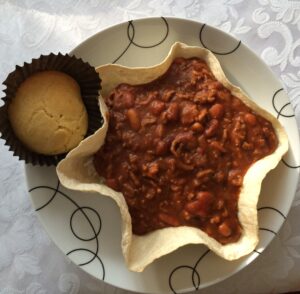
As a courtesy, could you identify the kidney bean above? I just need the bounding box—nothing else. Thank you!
[196,169,213,179]
[150,100,166,115]
[127,108,141,131]
[221,128,228,142]
[205,119,219,137]
[173,178,187,185]
[210,141,226,153]
[147,162,159,177]
[218,221,232,237]
[196,108,208,122]
[159,213,180,226]
[155,124,165,138]
[185,191,213,217]
[191,122,203,132]
[165,102,179,121]
[185,201,209,218]
[209,103,224,119]
[185,201,204,216]
[176,160,194,171]
[141,115,157,127]
[244,113,257,126]
[181,103,199,125]
[196,191,213,203]
[210,215,221,224]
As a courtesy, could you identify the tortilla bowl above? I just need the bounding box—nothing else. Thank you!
[56,42,288,272]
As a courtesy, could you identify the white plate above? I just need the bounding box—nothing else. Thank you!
[26,17,300,294]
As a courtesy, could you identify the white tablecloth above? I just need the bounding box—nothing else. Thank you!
[1,1,300,293]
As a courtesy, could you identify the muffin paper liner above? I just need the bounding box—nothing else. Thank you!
[0,53,102,166]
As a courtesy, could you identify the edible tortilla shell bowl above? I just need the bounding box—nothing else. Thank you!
[57,42,288,273]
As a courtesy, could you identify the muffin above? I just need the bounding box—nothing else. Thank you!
[0,53,102,166]
[8,71,88,155]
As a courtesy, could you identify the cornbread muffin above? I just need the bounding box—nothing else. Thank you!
[8,71,88,155]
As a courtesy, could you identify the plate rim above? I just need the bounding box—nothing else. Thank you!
[26,16,300,294]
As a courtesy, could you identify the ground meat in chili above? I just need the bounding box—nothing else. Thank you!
[93,57,278,245]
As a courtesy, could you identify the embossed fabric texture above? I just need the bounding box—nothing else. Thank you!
[0,1,300,293]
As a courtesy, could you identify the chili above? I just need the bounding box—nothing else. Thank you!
[94,57,278,244]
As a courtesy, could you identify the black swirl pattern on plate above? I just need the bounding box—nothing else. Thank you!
[253,206,287,254]
[255,226,282,255]
[29,179,105,280]
[271,88,300,168]
[113,17,169,64]
[272,88,294,119]
[282,158,300,169]
[253,249,262,255]
[258,206,286,220]
[249,88,297,257]
[199,24,241,55]
[30,179,60,211]
[169,249,210,294]
[259,227,277,235]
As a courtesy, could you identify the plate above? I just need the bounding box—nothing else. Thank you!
[26,17,300,294]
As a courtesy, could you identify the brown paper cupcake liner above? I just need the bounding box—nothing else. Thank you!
[0,53,102,166]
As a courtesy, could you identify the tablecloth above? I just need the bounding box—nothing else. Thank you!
[0,1,300,293]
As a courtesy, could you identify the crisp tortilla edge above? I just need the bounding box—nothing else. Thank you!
[56,42,289,272]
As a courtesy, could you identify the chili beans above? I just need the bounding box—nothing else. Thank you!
[127,108,140,131]
[94,57,278,245]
